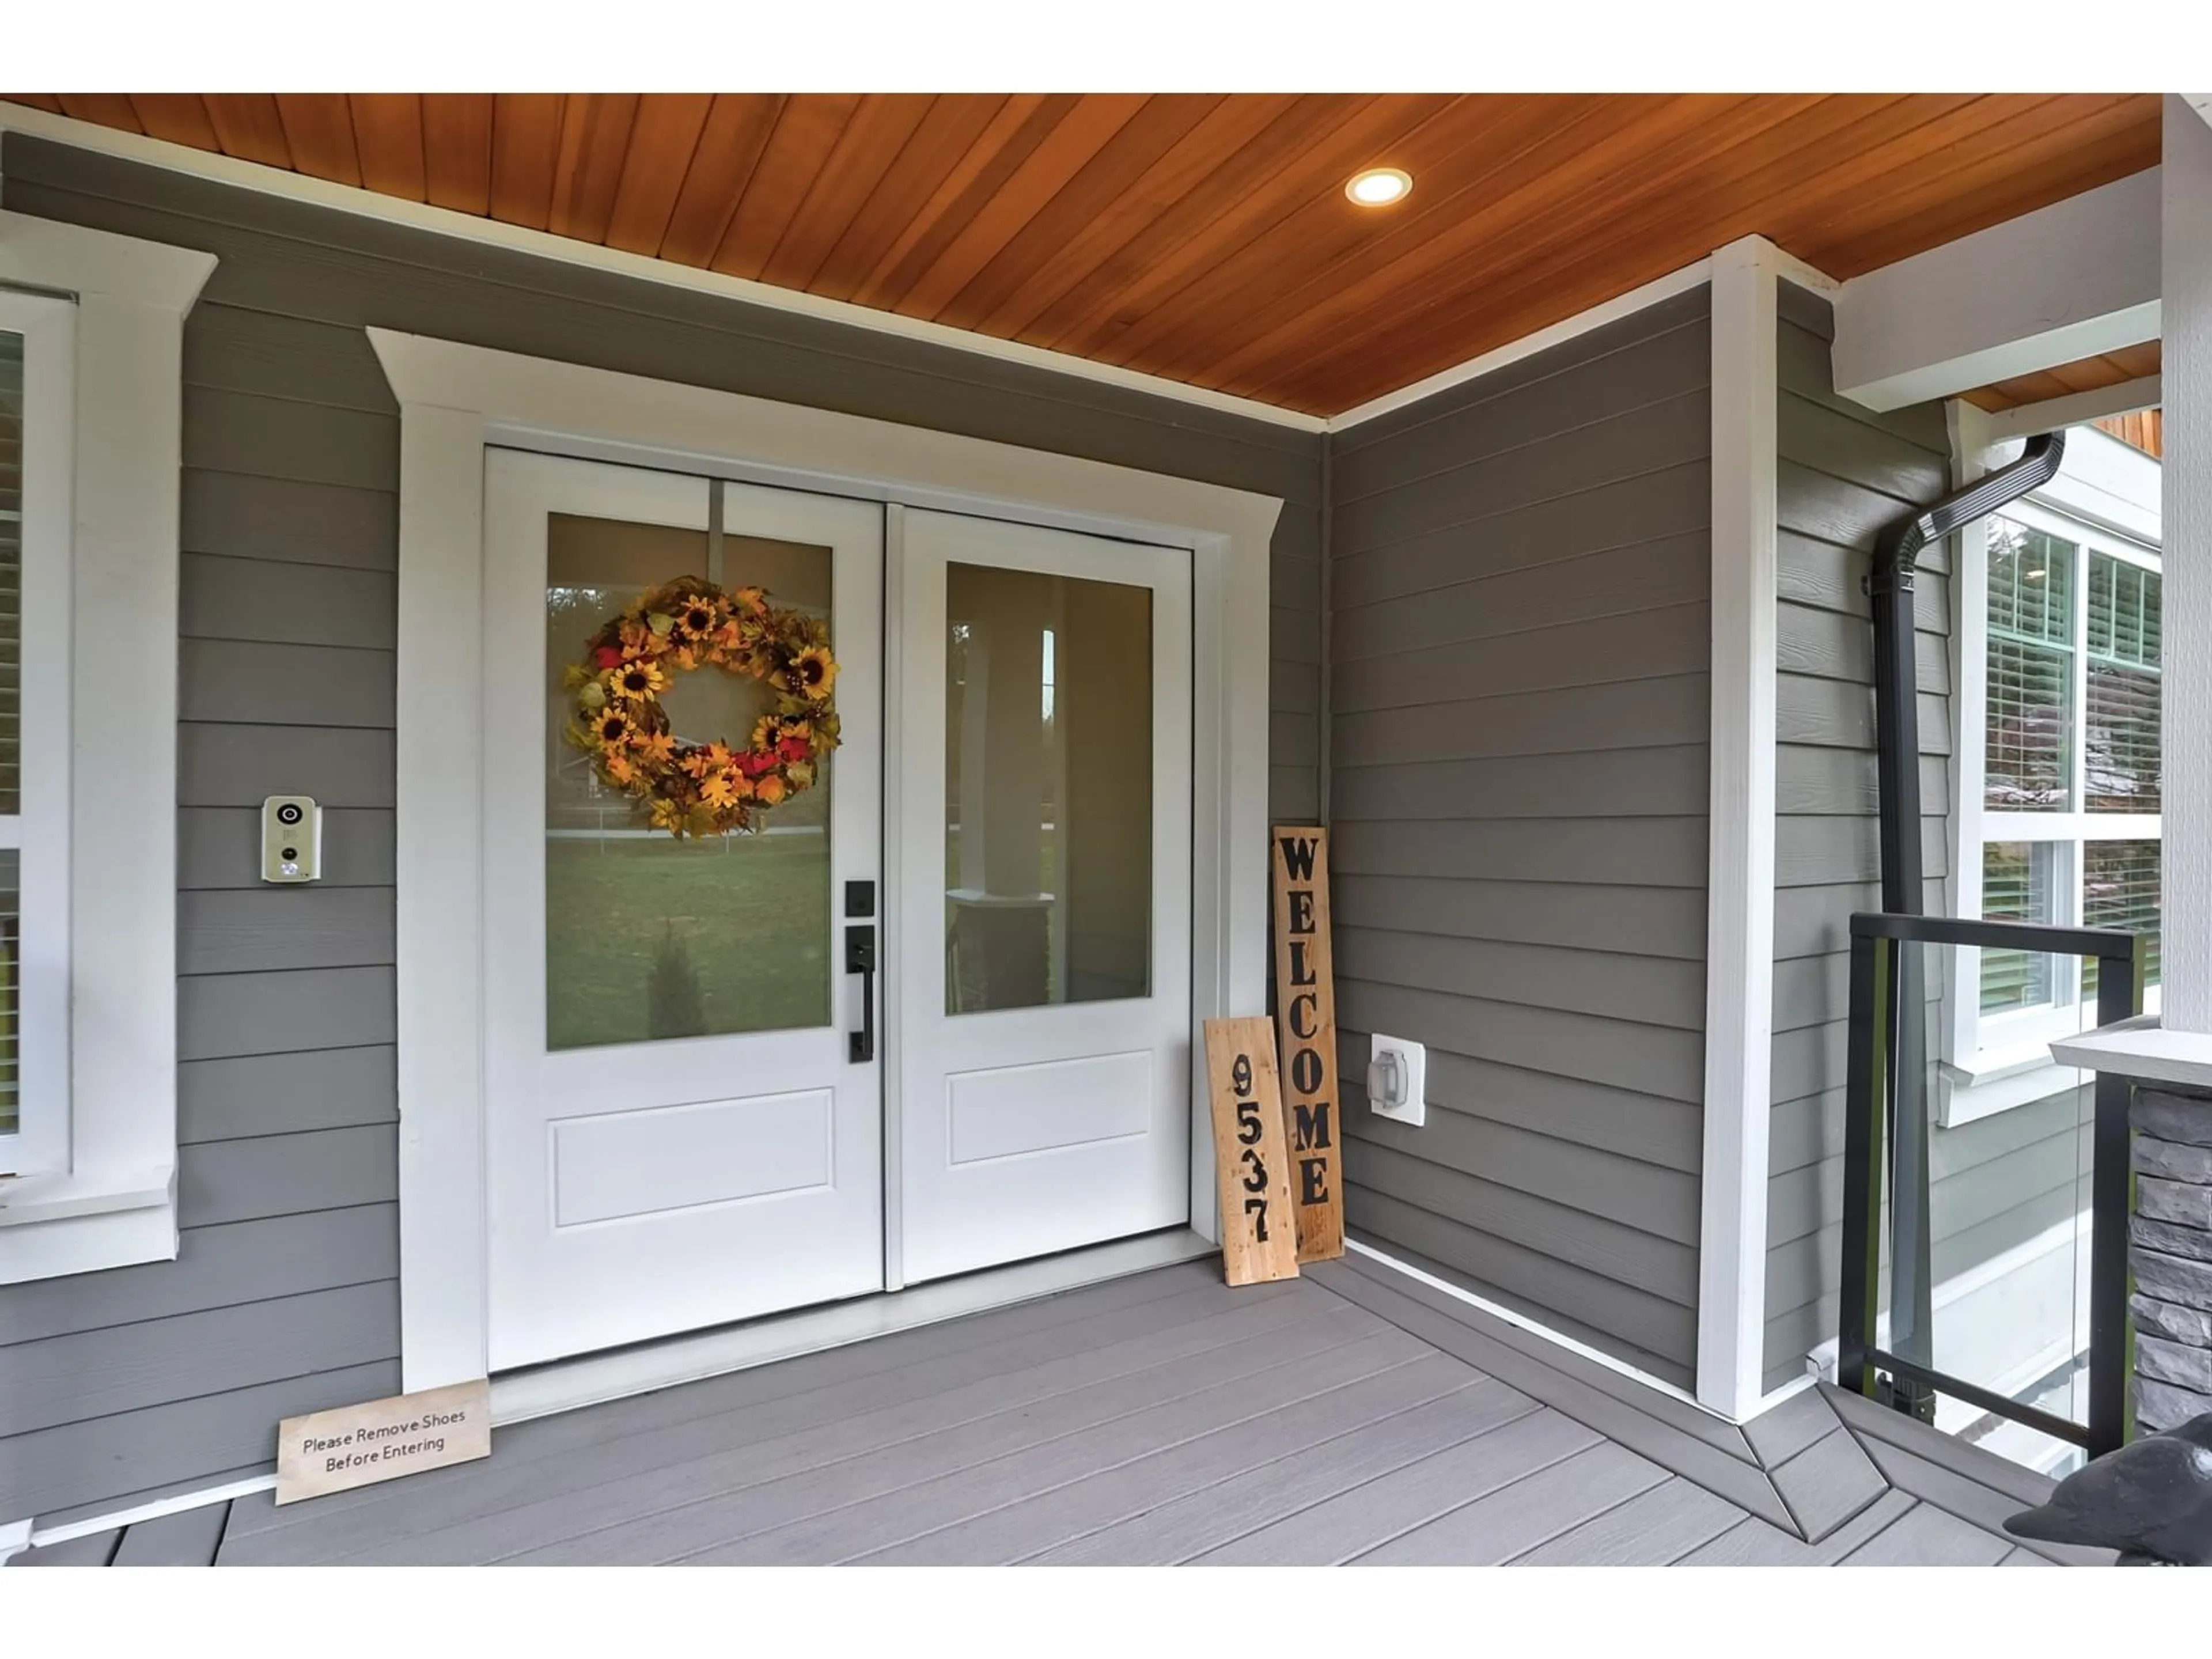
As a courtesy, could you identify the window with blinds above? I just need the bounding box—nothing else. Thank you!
[1,327,20,1141]
[1975,500,2161,1021]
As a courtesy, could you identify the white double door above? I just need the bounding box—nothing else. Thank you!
[482,450,1191,1370]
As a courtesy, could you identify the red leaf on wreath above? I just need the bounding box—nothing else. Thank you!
[737,751,776,778]
[593,645,623,669]
[778,736,810,762]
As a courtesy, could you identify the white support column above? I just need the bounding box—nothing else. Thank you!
[2165,96,2212,1037]
[1696,237,1782,1418]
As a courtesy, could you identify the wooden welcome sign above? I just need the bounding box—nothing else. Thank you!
[1271,826,1344,1262]
[1203,1017,1300,1286]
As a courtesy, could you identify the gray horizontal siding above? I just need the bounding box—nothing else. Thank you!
[1326,286,1711,1389]
[0,130,1323,1524]
[1762,285,1956,1391]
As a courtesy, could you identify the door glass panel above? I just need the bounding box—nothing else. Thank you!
[544,510,833,1050]
[944,560,1151,1014]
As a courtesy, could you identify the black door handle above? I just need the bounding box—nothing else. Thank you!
[845,923,877,1063]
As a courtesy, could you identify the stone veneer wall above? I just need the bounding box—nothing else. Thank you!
[2131,1085,2212,1431]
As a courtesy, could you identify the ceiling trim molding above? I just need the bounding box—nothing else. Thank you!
[1328,236,1834,435]
[1328,258,1714,433]
[0,101,1329,435]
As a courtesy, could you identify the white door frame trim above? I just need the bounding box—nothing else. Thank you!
[369,328,1278,1391]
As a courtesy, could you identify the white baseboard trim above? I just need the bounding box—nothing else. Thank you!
[488,1226,1219,1428]
[1344,1238,1738,1422]
[16,1472,276,1556]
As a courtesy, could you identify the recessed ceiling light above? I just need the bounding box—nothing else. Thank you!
[1345,167,1412,207]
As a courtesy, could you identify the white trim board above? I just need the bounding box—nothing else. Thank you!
[1695,236,1782,1422]
[371,327,1277,1391]
[1832,167,2161,413]
[14,1473,276,1558]
[1981,374,2162,444]
[1345,1240,1729,1419]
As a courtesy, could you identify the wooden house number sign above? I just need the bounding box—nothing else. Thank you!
[1203,1017,1301,1286]
[1271,827,1344,1262]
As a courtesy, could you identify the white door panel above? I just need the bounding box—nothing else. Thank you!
[895,508,1192,1284]
[482,450,884,1369]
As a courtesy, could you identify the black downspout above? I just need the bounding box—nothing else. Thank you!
[1866,429,2065,1423]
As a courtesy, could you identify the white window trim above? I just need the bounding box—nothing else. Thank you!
[367,327,1278,1392]
[0,211,215,1282]
[1943,422,2162,1127]
[0,287,74,1183]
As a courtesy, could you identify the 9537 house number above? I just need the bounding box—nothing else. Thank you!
[1203,1016,1300,1287]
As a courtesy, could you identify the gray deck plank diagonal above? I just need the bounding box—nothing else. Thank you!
[169,1254,2107,1567]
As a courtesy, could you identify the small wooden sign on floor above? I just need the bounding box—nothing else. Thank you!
[1271,825,1344,1263]
[275,1377,492,1506]
[1203,1016,1300,1286]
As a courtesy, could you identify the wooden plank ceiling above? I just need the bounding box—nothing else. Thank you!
[1961,339,2161,412]
[3,93,2163,416]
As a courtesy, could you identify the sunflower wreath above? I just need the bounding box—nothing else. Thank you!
[563,575,840,839]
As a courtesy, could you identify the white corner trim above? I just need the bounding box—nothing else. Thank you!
[1832,168,2161,413]
[0,100,1323,435]
[1981,374,2163,444]
[2188,95,2212,132]
[2162,97,2212,1035]
[2052,1016,2212,1092]
[1328,259,1717,433]
[1696,236,1781,1421]
[376,328,1273,1388]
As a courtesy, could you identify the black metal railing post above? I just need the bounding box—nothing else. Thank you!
[1840,912,2143,1461]
[1838,927,1888,1400]
[2084,932,2146,1457]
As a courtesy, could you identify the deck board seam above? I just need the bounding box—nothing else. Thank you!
[513,1312,1393,1566]
[1334,1429,1627,1565]
[979,1371,1519,1565]
[1170,1402,1589,1564]
[1304,1258,1809,1536]
[221,1263,1264,1552]
[1003,1381,1545,1566]
[1827,1415,2077,1566]
[1494,1468,1683,1566]
[825,1347,1446,1565]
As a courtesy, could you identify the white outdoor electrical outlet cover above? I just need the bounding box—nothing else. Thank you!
[261,795,324,884]
[1367,1032,1426,1127]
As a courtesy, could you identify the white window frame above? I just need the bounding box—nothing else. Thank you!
[0,212,214,1282]
[1945,423,2162,1126]
[0,288,74,1181]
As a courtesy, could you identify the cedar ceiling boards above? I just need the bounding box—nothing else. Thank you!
[2,93,2163,416]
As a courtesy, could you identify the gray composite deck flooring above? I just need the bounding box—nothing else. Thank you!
[11,1253,2100,1567]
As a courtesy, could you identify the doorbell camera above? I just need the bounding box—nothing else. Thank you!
[261,795,324,884]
